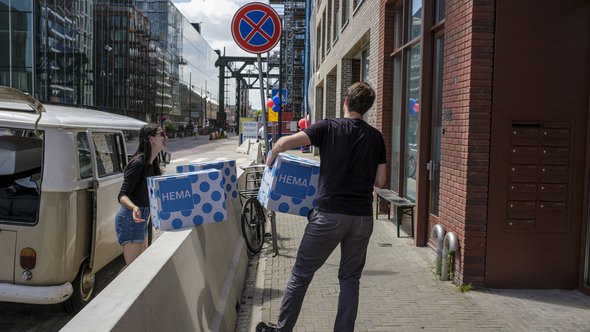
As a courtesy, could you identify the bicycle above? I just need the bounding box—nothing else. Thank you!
[238,165,267,253]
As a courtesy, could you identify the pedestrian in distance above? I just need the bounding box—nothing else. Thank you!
[257,82,387,332]
[115,124,167,268]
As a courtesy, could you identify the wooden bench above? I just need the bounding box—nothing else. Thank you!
[375,188,415,238]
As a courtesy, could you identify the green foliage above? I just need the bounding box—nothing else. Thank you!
[433,259,442,278]
[178,124,185,131]
[165,123,176,133]
[457,283,473,293]
[446,251,454,280]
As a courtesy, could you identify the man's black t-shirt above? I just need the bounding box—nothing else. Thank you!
[304,118,386,216]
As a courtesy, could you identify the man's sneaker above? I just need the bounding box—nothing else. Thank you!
[255,322,278,332]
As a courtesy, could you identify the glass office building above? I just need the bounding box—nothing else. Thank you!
[0,0,218,123]
[0,0,35,94]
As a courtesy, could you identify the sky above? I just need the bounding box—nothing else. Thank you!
[172,0,282,110]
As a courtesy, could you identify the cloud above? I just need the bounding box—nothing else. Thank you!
[173,0,253,57]
[173,0,283,109]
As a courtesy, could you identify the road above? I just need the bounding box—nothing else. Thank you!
[0,133,242,332]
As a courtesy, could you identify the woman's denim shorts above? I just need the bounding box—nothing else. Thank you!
[114,205,149,245]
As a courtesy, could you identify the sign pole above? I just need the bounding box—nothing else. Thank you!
[232,2,282,255]
[257,54,270,159]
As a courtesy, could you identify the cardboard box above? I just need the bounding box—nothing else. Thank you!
[176,159,238,201]
[257,153,320,216]
[147,169,227,230]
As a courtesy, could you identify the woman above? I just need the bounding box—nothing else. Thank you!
[115,124,167,266]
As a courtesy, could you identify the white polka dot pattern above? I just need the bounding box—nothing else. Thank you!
[176,159,238,201]
[257,153,320,216]
[147,169,227,230]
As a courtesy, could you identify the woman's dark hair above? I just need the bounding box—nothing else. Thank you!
[130,123,163,176]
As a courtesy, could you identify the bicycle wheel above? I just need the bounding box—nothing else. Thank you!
[241,197,266,253]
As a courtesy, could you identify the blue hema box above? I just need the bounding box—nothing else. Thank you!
[147,169,227,230]
[176,159,238,201]
[257,153,320,216]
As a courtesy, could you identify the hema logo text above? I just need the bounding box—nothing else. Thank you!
[278,174,308,187]
[274,162,312,199]
[161,190,191,201]
[159,178,194,212]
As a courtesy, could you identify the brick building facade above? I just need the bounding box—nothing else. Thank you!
[312,0,590,291]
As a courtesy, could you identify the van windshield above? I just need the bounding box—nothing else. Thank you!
[0,127,42,224]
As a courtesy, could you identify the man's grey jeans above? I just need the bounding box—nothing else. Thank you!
[277,209,374,331]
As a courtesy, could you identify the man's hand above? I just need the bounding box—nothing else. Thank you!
[266,132,312,166]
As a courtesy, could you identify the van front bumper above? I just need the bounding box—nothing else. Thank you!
[0,282,73,304]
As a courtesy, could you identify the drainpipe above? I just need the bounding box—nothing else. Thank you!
[431,224,445,276]
[441,232,458,281]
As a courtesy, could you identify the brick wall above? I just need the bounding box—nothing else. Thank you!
[325,74,337,118]
[314,0,380,123]
[338,59,353,118]
[376,1,395,189]
[438,0,495,286]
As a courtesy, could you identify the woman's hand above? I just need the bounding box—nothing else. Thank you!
[132,207,145,223]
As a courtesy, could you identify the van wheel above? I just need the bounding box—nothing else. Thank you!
[63,262,95,313]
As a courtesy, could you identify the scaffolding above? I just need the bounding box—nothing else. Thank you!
[271,0,306,119]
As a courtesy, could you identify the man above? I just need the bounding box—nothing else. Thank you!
[257,82,387,332]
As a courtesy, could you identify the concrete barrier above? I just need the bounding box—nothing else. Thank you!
[61,191,248,331]
[236,139,252,155]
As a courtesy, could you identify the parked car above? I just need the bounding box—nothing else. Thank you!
[0,86,146,312]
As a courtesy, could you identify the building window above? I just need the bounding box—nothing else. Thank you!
[408,0,422,41]
[327,0,332,52]
[316,23,321,68]
[390,0,422,199]
[361,48,370,82]
[404,44,420,200]
[435,0,446,23]
[341,0,349,28]
[333,0,340,42]
[322,10,326,61]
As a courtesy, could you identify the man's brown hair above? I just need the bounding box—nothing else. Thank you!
[344,82,375,115]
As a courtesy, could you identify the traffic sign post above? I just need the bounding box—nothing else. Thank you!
[232,2,282,256]
[231,2,282,159]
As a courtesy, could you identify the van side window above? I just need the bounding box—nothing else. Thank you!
[92,133,125,178]
[76,133,93,179]
[92,133,123,177]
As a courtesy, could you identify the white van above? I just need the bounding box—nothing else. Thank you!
[0,87,146,312]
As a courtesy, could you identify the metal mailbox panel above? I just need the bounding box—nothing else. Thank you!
[506,218,536,229]
[540,147,569,165]
[509,164,538,183]
[541,128,570,146]
[537,201,566,212]
[539,165,568,183]
[538,183,567,201]
[510,146,539,164]
[511,126,540,146]
[507,200,536,219]
[508,183,537,200]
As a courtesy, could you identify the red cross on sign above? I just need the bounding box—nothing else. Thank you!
[231,2,282,54]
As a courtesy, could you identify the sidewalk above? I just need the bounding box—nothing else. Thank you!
[234,157,590,331]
